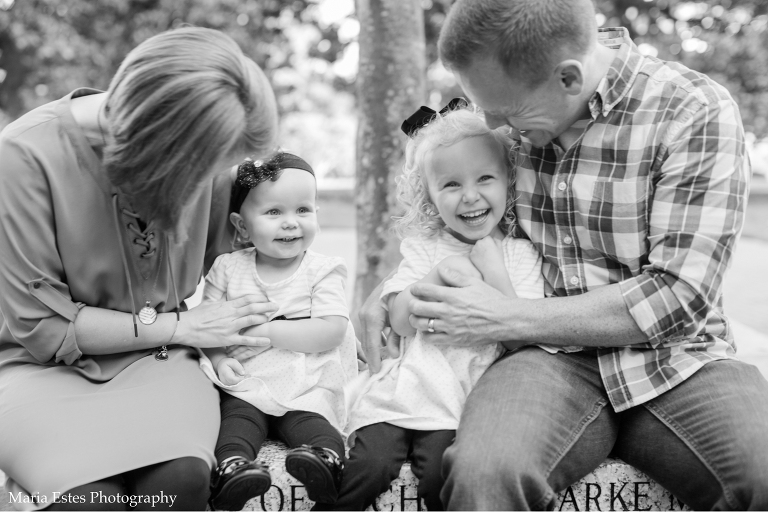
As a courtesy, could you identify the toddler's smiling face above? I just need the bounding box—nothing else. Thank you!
[425,134,509,243]
[234,168,318,262]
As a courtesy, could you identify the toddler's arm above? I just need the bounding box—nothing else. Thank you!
[389,255,483,337]
[202,346,228,369]
[469,237,517,299]
[389,237,521,337]
[241,316,347,353]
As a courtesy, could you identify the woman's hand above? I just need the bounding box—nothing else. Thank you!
[408,265,519,347]
[172,295,278,349]
[217,357,248,386]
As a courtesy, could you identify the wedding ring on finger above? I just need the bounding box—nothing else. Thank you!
[427,318,436,333]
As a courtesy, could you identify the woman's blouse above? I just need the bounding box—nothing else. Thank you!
[0,88,234,379]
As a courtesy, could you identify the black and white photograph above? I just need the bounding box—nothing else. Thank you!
[1,0,767,510]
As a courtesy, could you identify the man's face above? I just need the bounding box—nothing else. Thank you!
[454,58,577,148]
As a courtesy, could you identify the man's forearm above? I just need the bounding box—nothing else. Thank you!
[512,284,647,347]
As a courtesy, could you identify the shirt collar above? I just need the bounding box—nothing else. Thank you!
[589,27,645,119]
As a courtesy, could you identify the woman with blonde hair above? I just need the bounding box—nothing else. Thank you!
[0,27,279,510]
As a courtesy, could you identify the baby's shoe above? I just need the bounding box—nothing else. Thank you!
[284,445,343,503]
[209,456,272,511]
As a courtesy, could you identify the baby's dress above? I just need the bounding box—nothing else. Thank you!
[346,230,553,434]
[198,248,358,432]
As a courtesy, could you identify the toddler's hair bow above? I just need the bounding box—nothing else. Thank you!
[400,97,469,137]
[230,151,315,214]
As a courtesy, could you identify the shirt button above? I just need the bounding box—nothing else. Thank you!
[570,276,580,286]
[558,182,567,191]
[563,236,573,244]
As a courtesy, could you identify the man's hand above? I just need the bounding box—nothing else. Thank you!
[408,265,518,347]
[358,273,401,373]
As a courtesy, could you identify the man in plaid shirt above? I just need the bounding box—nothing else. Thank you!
[357,0,768,509]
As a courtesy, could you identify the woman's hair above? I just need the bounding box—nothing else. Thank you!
[438,0,597,86]
[394,107,519,239]
[103,26,278,232]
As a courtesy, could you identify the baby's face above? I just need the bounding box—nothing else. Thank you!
[237,168,318,262]
[426,133,509,243]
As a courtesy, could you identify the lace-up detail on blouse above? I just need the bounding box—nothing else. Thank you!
[111,194,180,338]
[122,208,156,258]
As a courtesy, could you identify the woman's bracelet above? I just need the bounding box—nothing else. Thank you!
[154,310,179,362]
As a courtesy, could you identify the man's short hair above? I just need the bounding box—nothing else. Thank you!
[439,0,597,86]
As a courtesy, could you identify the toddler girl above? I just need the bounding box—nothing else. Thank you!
[199,152,357,510]
[314,103,550,511]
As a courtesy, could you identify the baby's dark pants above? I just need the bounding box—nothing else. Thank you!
[214,389,345,463]
[314,422,455,511]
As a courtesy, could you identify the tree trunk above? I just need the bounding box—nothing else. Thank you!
[353,0,425,317]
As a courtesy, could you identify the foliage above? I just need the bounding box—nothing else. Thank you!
[0,0,358,179]
[594,0,768,140]
[2,0,768,177]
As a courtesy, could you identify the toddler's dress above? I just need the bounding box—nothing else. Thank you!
[346,230,564,434]
[199,248,358,432]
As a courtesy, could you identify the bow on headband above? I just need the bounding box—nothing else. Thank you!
[400,97,469,137]
[236,152,315,191]
[230,152,315,215]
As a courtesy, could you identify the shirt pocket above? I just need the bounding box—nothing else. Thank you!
[587,178,649,273]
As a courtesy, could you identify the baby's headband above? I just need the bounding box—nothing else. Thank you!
[231,152,315,214]
[400,97,469,138]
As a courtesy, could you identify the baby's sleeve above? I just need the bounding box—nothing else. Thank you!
[508,238,545,300]
[311,257,350,319]
[381,236,434,301]
[201,253,233,304]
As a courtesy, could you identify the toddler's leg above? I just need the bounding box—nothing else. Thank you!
[275,411,346,504]
[274,410,345,457]
[313,422,411,511]
[210,389,272,510]
[410,430,456,511]
[215,389,269,462]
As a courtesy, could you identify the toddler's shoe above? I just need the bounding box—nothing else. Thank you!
[284,445,343,503]
[209,456,272,511]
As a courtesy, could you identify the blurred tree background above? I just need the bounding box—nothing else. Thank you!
[3,0,767,179]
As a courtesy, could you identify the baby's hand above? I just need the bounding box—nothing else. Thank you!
[434,255,482,283]
[217,357,248,386]
[470,236,506,280]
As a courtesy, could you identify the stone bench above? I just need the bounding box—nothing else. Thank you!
[242,441,690,511]
[0,442,690,511]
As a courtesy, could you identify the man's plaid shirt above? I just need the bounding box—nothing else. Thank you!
[515,28,750,412]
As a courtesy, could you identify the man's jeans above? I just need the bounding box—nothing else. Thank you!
[441,348,768,510]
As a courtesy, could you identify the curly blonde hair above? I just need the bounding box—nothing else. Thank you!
[394,106,519,239]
